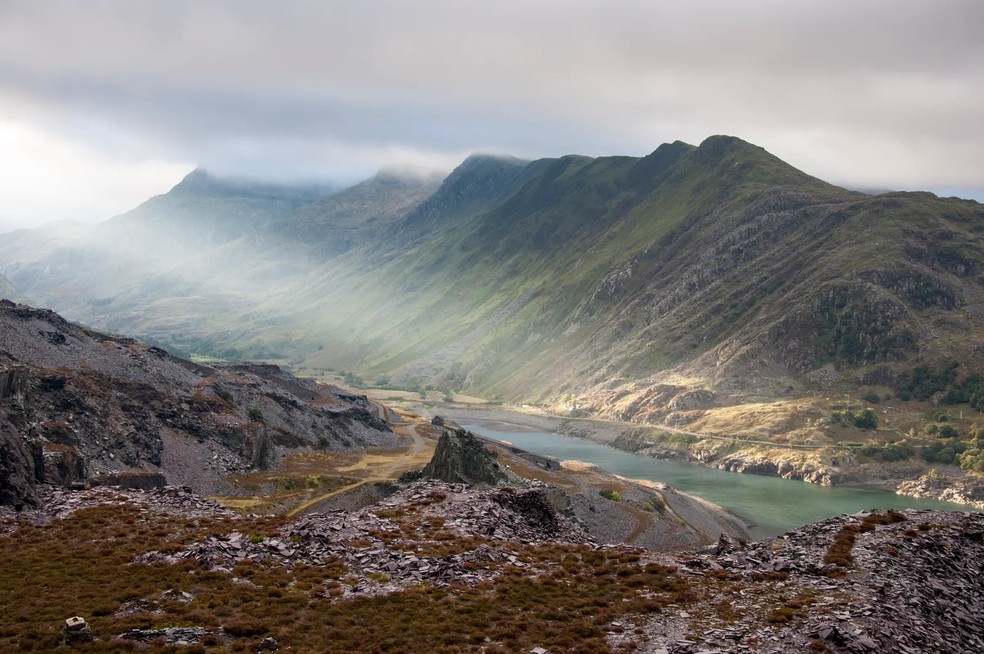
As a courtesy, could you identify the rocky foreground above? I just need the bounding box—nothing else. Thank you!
[621,509,984,653]
[2,482,981,653]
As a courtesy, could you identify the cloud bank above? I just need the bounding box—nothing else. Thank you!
[1,0,982,229]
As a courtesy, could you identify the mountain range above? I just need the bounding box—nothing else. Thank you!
[2,135,983,429]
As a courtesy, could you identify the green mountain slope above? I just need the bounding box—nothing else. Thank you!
[0,170,336,340]
[268,136,984,413]
[3,136,983,425]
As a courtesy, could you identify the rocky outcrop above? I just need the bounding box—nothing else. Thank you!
[896,473,984,510]
[417,428,507,487]
[0,366,30,405]
[706,451,843,486]
[613,428,846,486]
[0,417,41,508]
[0,302,397,503]
[614,509,984,653]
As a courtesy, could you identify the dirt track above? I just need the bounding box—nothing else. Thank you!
[285,420,436,516]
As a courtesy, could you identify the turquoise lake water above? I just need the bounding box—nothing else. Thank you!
[464,423,973,539]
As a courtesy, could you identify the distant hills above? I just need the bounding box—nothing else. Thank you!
[0,273,28,304]
[3,135,984,422]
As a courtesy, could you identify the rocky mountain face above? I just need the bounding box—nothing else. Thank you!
[3,137,984,427]
[0,301,395,506]
[0,169,334,338]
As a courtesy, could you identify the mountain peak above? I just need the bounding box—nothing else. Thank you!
[166,168,334,202]
[454,153,528,174]
[695,134,760,158]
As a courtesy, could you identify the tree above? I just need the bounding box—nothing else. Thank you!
[852,408,878,430]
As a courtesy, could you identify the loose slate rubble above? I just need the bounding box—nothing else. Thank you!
[9,483,983,652]
[135,481,592,597]
[116,626,226,647]
[610,509,984,653]
[0,485,234,530]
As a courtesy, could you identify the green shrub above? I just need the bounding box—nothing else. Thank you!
[852,408,878,430]
[921,440,967,465]
[858,441,914,462]
[599,489,622,502]
[833,408,878,430]
[959,449,984,473]
[248,408,265,423]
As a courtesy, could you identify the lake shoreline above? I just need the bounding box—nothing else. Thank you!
[427,404,929,490]
[423,406,979,537]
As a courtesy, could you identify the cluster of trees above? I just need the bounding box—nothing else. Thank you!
[941,373,984,409]
[924,422,960,439]
[832,407,879,430]
[895,361,984,410]
[858,440,914,462]
[921,440,967,465]
[339,370,365,387]
[896,361,958,401]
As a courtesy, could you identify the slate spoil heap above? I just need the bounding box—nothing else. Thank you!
[611,509,984,654]
[137,480,590,598]
[5,482,983,652]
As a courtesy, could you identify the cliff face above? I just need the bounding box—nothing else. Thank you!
[0,417,41,508]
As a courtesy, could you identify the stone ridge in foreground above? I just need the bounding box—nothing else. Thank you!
[2,484,982,652]
[616,508,984,653]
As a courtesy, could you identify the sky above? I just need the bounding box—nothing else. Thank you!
[0,0,982,231]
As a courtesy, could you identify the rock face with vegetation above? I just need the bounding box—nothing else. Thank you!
[0,302,395,504]
[3,135,984,499]
[5,136,983,409]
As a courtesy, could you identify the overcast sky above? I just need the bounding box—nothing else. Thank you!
[1,0,982,231]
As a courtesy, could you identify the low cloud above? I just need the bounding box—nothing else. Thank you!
[1,0,982,229]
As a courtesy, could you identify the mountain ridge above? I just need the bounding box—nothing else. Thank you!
[2,136,983,443]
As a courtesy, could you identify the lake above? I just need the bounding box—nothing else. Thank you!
[464,423,973,539]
